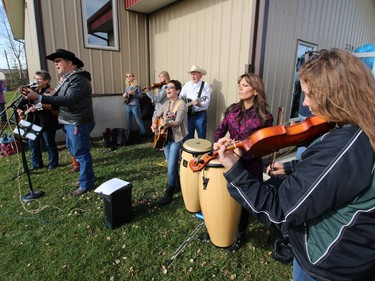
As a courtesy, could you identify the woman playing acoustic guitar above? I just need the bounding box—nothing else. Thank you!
[151,80,188,206]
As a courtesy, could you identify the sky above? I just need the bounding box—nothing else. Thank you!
[0,1,11,69]
[0,1,27,70]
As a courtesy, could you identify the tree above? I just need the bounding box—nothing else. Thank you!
[0,3,28,89]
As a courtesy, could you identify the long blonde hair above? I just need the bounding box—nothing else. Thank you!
[300,48,375,151]
[159,71,170,81]
[125,72,138,87]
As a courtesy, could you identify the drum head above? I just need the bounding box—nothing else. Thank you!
[182,138,212,154]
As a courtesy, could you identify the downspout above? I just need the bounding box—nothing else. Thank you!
[248,0,269,77]
[258,0,269,78]
[33,0,48,71]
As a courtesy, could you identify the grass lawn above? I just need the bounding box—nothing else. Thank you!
[0,91,292,280]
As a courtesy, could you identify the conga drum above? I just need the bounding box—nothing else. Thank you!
[198,159,241,248]
[180,138,212,212]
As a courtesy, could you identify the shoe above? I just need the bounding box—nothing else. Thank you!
[70,188,87,196]
[67,166,80,173]
[48,165,58,171]
[72,181,80,187]
[156,196,172,206]
[156,185,175,206]
[198,232,210,243]
[226,233,246,252]
[29,166,43,172]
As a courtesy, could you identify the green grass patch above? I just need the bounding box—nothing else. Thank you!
[0,94,292,280]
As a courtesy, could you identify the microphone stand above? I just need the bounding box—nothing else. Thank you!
[7,96,45,202]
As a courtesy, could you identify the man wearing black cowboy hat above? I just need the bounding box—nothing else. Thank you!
[23,49,95,196]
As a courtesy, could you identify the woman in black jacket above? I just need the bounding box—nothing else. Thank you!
[215,49,375,281]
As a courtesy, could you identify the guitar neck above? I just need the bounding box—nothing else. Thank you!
[186,96,207,107]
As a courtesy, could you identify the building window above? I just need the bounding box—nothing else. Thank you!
[289,40,317,119]
[81,0,119,50]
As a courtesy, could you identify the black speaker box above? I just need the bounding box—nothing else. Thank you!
[103,183,132,229]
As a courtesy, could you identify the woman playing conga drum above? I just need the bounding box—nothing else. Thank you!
[199,73,273,251]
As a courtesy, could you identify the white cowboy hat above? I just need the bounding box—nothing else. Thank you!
[187,65,207,75]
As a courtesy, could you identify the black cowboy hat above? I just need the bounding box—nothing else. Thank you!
[46,49,84,68]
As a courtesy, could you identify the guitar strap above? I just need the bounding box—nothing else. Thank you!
[172,99,184,113]
[197,81,205,98]
[52,69,84,96]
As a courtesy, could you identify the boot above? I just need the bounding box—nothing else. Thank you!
[157,185,175,206]
[67,156,80,173]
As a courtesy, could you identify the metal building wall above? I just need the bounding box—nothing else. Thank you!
[148,0,257,141]
[262,0,375,121]
[38,0,149,95]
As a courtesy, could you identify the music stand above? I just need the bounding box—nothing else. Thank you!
[7,97,45,202]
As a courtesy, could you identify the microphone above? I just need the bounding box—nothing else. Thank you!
[25,80,39,88]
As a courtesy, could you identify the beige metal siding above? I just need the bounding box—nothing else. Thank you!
[149,0,256,141]
[23,0,375,140]
[263,0,375,121]
[36,0,149,95]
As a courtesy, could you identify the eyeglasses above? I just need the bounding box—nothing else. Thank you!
[166,86,176,89]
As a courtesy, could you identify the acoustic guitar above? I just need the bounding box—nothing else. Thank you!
[153,118,168,149]
[186,96,208,117]
[123,87,137,104]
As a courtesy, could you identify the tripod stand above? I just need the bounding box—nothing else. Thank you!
[4,95,45,202]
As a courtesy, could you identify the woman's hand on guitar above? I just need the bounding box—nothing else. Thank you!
[266,162,285,175]
[214,137,240,170]
[151,123,158,133]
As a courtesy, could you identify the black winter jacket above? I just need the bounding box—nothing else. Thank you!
[224,125,375,281]
[41,70,94,125]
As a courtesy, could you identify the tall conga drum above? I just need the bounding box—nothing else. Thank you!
[180,138,212,212]
[199,159,241,247]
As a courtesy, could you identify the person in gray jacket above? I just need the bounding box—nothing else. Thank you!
[122,72,145,136]
[215,49,375,281]
[23,49,95,196]
[151,80,188,206]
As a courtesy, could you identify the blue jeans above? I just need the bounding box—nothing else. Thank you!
[293,258,316,281]
[29,130,59,168]
[65,122,95,190]
[186,111,207,140]
[164,138,182,187]
[125,104,145,134]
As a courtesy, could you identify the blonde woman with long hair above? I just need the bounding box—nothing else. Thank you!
[122,72,145,135]
[145,71,171,114]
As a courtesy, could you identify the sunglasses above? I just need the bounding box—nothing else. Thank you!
[166,86,176,89]
[126,75,134,78]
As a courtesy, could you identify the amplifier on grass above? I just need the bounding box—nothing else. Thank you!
[95,178,132,230]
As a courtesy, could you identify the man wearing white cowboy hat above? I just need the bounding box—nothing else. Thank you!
[180,65,211,140]
[23,48,95,197]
